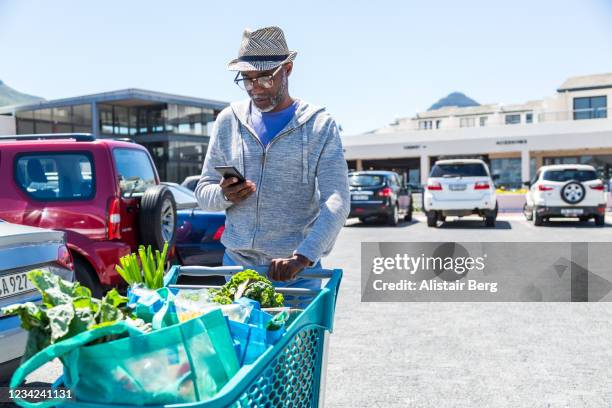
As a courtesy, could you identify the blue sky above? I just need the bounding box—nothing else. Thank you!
[1,0,611,135]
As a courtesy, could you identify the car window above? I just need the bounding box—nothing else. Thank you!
[389,176,399,188]
[542,169,598,182]
[15,153,94,201]
[186,178,198,191]
[349,174,384,187]
[113,148,157,197]
[430,163,488,177]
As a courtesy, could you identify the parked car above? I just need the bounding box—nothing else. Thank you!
[162,182,226,266]
[523,164,606,226]
[0,134,177,297]
[348,171,413,225]
[181,175,200,192]
[0,220,74,381]
[423,159,498,227]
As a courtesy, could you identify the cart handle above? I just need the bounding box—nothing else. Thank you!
[164,265,335,286]
[167,284,321,297]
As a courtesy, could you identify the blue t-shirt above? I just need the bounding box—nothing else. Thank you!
[249,101,298,147]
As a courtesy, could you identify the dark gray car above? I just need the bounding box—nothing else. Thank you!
[0,220,74,381]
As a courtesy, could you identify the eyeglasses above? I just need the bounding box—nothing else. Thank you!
[234,65,283,91]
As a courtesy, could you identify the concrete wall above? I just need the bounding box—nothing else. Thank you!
[0,115,15,135]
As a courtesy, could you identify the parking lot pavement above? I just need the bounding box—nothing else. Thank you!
[324,213,612,408]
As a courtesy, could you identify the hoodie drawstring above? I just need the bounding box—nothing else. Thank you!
[301,129,308,184]
[233,114,246,176]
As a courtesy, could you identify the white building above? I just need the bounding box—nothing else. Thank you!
[343,72,612,187]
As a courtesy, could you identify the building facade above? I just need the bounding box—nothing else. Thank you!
[0,114,15,135]
[0,89,228,183]
[343,73,612,188]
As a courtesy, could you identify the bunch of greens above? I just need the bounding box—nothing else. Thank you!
[115,242,168,289]
[209,270,284,308]
[1,269,148,360]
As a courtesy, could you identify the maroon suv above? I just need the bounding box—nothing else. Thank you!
[0,134,177,296]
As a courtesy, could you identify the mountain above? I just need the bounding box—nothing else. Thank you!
[0,79,44,107]
[428,92,479,111]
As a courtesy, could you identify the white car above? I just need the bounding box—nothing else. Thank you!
[524,164,606,226]
[0,220,74,381]
[423,159,498,227]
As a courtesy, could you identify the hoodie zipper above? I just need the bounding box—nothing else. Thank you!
[240,121,310,248]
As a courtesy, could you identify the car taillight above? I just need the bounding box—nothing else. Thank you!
[213,225,225,241]
[107,197,121,240]
[538,185,554,191]
[590,184,605,191]
[56,245,74,270]
[378,187,393,197]
[427,182,442,191]
[474,182,490,190]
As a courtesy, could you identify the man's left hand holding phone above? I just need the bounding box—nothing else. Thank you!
[215,165,256,204]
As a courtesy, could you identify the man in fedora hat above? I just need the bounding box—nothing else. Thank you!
[195,26,349,287]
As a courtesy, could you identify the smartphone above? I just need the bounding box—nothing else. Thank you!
[214,165,246,184]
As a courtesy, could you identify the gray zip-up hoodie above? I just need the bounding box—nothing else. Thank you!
[194,98,350,267]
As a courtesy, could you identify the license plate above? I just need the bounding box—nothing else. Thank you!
[449,184,466,191]
[352,195,369,201]
[0,271,36,300]
[561,208,583,216]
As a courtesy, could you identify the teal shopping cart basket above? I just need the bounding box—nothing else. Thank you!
[38,265,342,408]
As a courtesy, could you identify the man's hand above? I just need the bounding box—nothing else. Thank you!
[268,254,312,282]
[220,177,256,204]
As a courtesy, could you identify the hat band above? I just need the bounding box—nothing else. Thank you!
[238,54,289,62]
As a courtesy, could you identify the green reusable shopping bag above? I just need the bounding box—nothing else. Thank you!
[10,309,240,407]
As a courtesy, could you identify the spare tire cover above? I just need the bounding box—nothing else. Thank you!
[139,185,177,251]
[560,181,585,204]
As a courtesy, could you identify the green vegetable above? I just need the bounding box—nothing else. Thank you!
[266,310,289,331]
[209,270,284,308]
[115,242,168,289]
[0,269,141,360]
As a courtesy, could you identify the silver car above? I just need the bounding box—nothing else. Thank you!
[0,220,74,381]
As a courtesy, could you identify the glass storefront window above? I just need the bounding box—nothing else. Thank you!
[16,110,35,134]
[165,140,207,182]
[72,104,92,133]
[99,104,114,134]
[167,104,208,135]
[52,107,72,133]
[34,109,53,133]
[490,158,522,189]
[114,106,129,135]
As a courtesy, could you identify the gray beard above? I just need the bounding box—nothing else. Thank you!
[255,101,277,113]
[253,75,288,113]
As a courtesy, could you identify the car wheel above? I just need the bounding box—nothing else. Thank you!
[533,209,543,226]
[485,215,496,227]
[139,185,177,251]
[524,204,533,221]
[579,216,589,222]
[595,214,605,226]
[404,206,413,222]
[74,257,103,298]
[358,217,367,223]
[387,205,399,226]
[426,211,437,227]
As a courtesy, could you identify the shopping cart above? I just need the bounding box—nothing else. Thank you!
[49,264,342,408]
